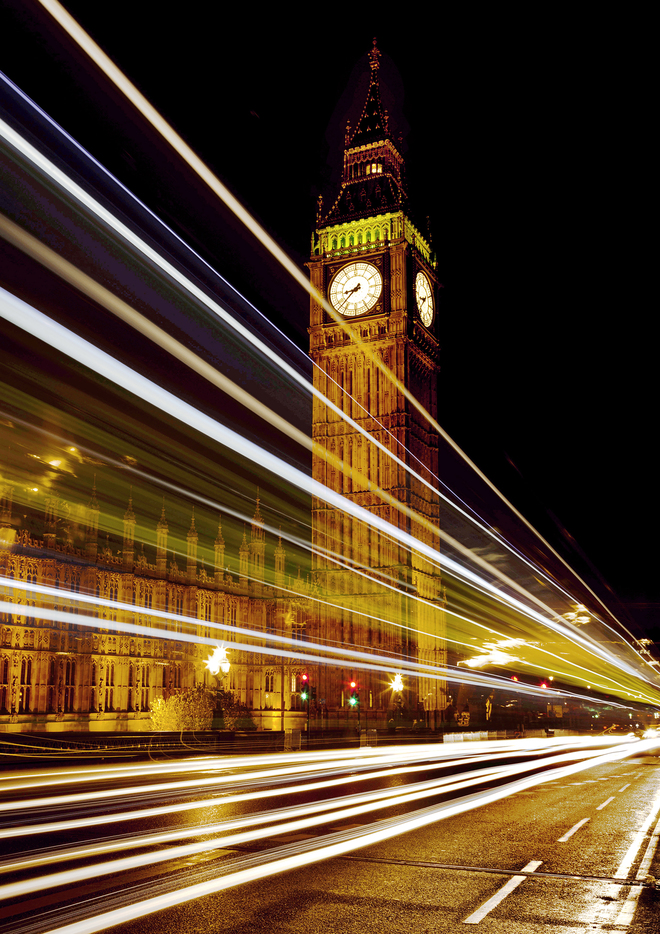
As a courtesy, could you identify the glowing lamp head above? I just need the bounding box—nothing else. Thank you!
[205,646,230,676]
[391,673,404,693]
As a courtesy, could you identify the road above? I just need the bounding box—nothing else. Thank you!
[0,735,659,933]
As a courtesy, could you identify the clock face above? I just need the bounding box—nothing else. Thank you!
[415,271,434,327]
[329,262,383,317]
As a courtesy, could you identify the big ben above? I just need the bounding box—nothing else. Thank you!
[309,40,446,728]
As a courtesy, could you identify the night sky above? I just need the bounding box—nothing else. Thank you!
[2,3,656,641]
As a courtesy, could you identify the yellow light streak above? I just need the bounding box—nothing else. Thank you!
[35,0,637,649]
[7,739,647,932]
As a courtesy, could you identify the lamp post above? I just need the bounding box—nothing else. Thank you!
[205,646,230,728]
[390,673,404,730]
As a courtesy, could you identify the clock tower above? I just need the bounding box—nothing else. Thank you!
[309,40,446,727]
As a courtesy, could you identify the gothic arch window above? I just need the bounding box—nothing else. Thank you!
[357,232,363,245]
[64,660,75,713]
[331,238,337,250]
[340,236,345,248]
[349,234,354,247]
[291,610,306,642]
[366,230,371,242]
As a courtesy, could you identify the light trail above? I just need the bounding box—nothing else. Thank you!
[1,583,650,707]
[0,757,575,871]
[0,738,650,933]
[0,737,642,841]
[0,147,584,639]
[0,744,637,902]
[1,116,654,693]
[35,0,641,649]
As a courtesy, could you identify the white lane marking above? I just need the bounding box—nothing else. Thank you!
[597,796,615,811]
[618,783,631,792]
[615,803,660,926]
[558,818,590,842]
[578,785,660,929]
[463,860,542,924]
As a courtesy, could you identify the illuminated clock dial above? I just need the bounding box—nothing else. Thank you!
[329,262,383,316]
[415,271,434,327]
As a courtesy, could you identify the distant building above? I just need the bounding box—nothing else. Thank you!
[0,483,313,732]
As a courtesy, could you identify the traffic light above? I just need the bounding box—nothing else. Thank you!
[300,673,309,702]
[349,680,359,706]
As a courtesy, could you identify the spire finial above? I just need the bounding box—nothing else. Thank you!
[157,497,168,531]
[124,487,135,522]
[368,37,381,72]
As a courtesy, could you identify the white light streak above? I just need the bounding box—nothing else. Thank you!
[3,739,647,933]
[35,0,639,653]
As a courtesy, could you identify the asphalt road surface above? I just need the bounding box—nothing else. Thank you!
[0,736,659,933]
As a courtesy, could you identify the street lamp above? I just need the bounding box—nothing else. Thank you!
[390,673,404,728]
[205,645,230,676]
[205,646,231,731]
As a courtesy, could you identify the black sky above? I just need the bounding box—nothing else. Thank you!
[1,2,657,640]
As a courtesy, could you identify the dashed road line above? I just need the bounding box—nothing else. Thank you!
[597,796,615,811]
[613,799,660,927]
[462,860,542,924]
[558,817,590,842]
[618,783,631,792]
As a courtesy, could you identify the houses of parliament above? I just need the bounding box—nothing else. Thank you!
[0,40,447,734]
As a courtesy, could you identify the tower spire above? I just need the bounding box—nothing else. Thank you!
[320,40,407,228]
[348,38,388,148]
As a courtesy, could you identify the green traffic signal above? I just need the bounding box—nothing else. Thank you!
[300,690,309,701]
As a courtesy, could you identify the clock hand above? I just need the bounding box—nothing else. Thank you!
[344,283,361,296]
